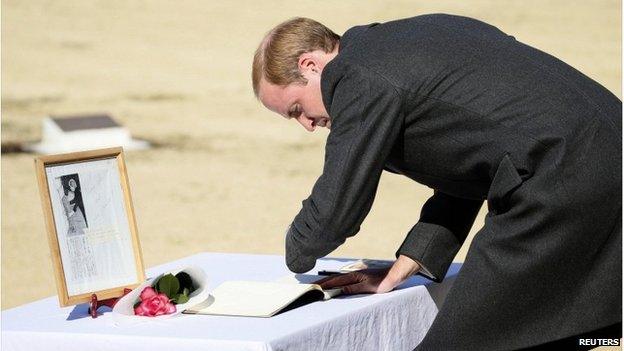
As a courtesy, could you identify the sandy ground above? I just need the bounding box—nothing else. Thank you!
[1,1,621,343]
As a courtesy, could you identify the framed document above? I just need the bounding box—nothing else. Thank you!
[35,147,145,306]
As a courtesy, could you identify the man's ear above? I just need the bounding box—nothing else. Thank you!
[298,52,320,75]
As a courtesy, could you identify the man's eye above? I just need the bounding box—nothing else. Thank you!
[289,106,301,118]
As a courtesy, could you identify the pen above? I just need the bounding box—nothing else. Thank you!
[317,270,342,276]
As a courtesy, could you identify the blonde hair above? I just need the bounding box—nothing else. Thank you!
[252,17,340,97]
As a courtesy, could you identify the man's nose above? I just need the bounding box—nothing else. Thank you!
[296,114,315,132]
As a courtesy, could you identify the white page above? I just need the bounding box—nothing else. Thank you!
[186,281,318,317]
[276,274,342,299]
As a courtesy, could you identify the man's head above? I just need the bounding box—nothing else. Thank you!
[252,18,340,131]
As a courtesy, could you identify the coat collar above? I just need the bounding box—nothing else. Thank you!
[320,23,379,115]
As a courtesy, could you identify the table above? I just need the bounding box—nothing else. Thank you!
[1,253,461,351]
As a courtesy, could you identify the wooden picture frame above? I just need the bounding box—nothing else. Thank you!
[35,147,145,307]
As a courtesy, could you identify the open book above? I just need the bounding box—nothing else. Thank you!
[183,275,342,318]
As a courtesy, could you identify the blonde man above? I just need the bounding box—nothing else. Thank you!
[253,15,621,350]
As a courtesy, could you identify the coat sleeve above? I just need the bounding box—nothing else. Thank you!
[285,63,404,273]
[396,191,483,282]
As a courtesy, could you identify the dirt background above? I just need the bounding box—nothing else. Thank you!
[1,4,621,339]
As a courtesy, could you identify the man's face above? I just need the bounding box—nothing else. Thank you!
[258,74,331,132]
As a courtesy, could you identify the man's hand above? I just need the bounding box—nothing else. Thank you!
[315,255,422,294]
[316,268,394,294]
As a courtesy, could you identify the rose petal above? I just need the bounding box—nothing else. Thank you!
[135,303,152,316]
[156,293,170,303]
[134,306,145,316]
[147,297,161,310]
[148,297,163,315]
[165,302,176,314]
[140,286,157,300]
[134,281,180,316]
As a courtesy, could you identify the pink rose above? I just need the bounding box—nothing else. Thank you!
[134,287,176,316]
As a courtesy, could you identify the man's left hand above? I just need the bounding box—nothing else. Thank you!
[315,268,396,294]
[314,255,422,294]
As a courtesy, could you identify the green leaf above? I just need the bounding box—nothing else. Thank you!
[151,273,164,289]
[175,293,189,304]
[175,272,195,292]
[157,273,180,299]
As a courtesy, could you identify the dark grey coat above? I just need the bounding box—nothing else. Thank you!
[284,14,621,350]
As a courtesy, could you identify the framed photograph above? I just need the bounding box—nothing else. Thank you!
[35,147,145,306]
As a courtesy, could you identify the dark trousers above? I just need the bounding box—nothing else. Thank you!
[520,322,622,350]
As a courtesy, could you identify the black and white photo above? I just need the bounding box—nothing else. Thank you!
[35,148,145,306]
[58,174,88,236]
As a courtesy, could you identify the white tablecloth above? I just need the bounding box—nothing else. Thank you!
[1,252,461,351]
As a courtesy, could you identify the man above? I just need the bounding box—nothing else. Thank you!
[252,15,621,350]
